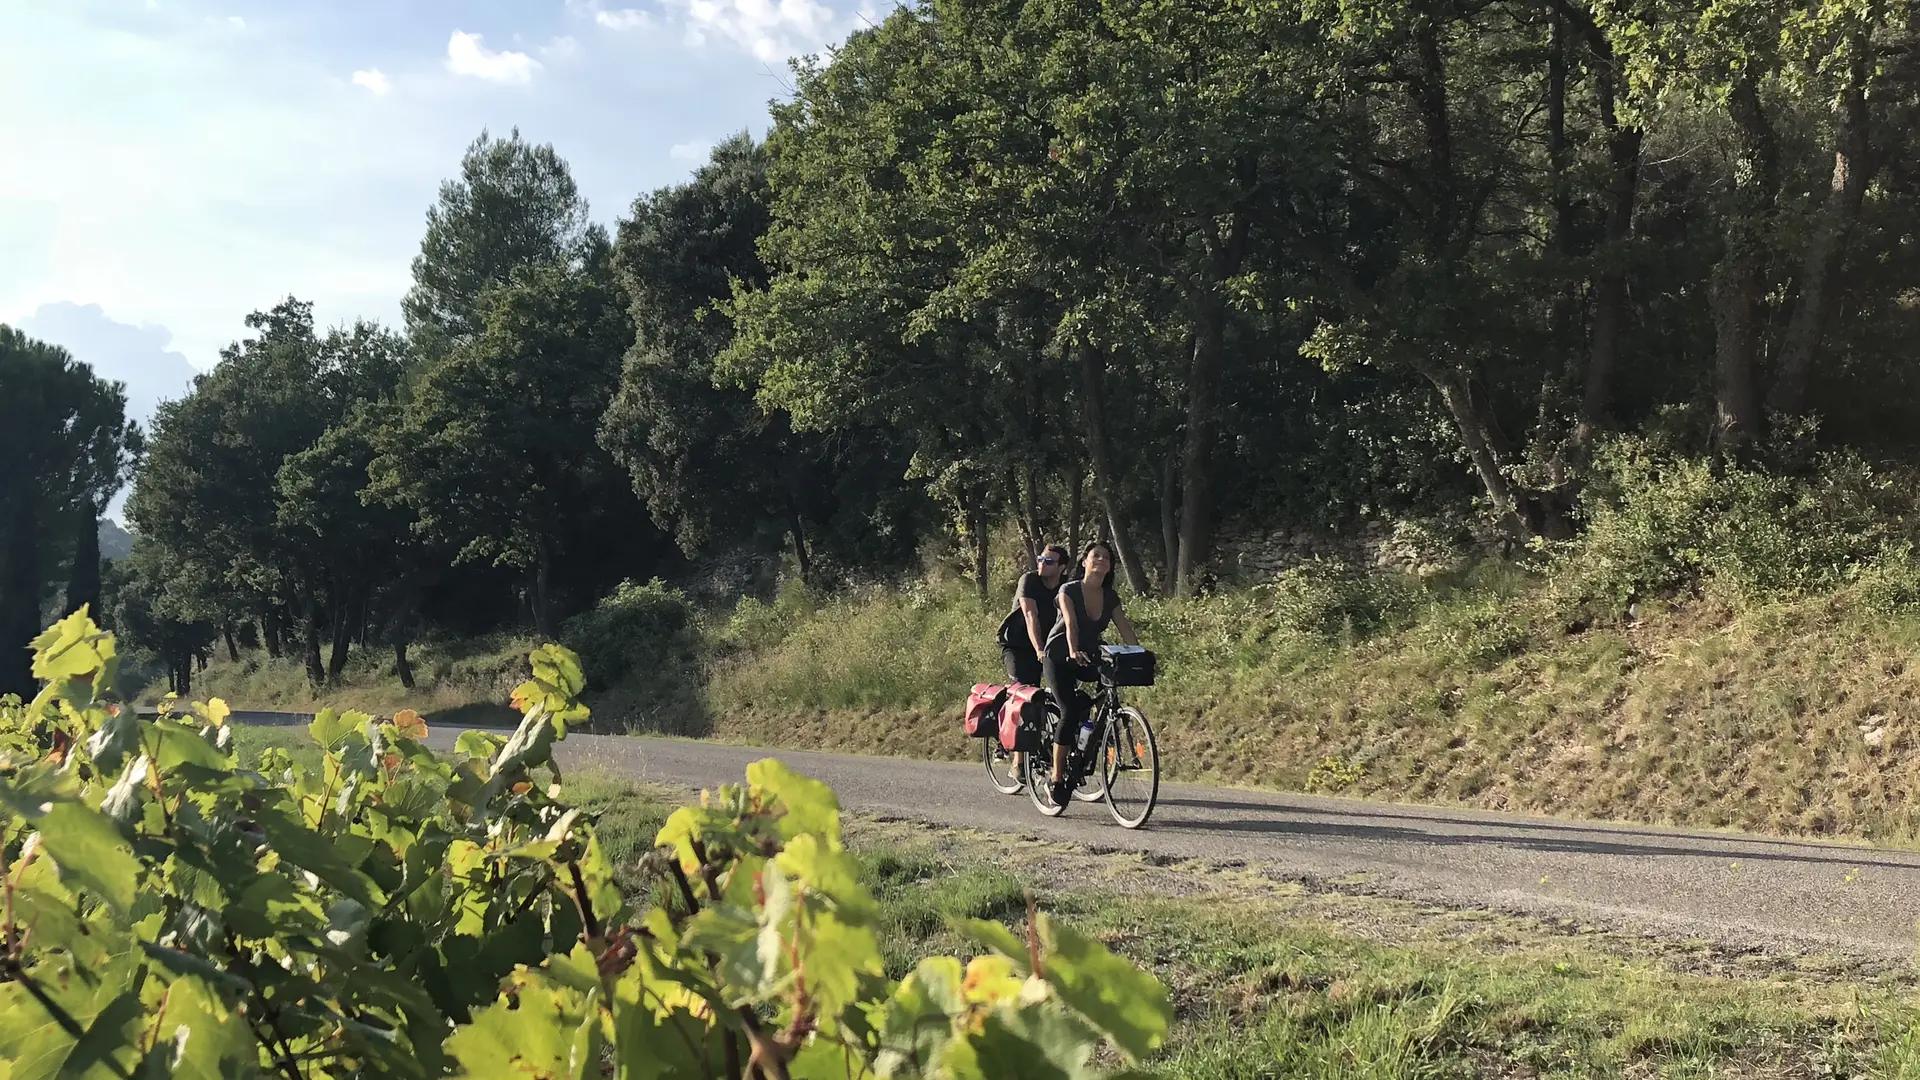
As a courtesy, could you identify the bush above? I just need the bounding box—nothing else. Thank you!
[0,612,1171,1078]
[1255,559,1415,641]
[719,575,825,653]
[560,577,699,688]
[1551,438,1907,617]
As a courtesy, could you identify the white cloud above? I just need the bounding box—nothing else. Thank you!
[671,0,843,62]
[227,15,245,28]
[444,30,541,84]
[669,140,711,162]
[351,69,391,95]
[596,8,654,31]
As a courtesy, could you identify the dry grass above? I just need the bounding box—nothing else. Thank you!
[198,567,1920,845]
[166,633,534,728]
[699,575,1920,844]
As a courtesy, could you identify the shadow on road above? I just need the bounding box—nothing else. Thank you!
[1156,796,1887,855]
[1152,802,1919,872]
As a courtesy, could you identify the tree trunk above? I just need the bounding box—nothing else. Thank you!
[1075,345,1151,595]
[63,504,101,620]
[1159,454,1180,599]
[1022,469,1042,561]
[785,501,813,585]
[1770,73,1874,419]
[1067,470,1085,558]
[1713,75,1778,460]
[0,493,40,698]
[1547,9,1578,347]
[299,582,325,687]
[531,538,558,639]
[1175,207,1251,599]
[972,504,991,607]
[261,608,282,659]
[390,585,418,691]
[1008,467,1037,561]
[1431,369,1529,540]
[327,580,357,680]
[222,622,239,664]
[1578,64,1641,445]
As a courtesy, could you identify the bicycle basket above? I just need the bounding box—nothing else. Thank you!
[1102,646,1157,687]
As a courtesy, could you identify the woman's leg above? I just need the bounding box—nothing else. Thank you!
[1041,646,1089,788]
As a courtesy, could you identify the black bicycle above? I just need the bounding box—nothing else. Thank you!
[1027,650,1160,829]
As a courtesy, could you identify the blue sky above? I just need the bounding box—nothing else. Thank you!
[0,0,873,407]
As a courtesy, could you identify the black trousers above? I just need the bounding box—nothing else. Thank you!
[1001,644,1043,688]
[1042,643,1097,748]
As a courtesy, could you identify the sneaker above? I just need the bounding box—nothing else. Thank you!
[1049,778,1071,807]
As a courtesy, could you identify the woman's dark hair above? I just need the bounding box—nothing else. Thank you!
[1074,540,1116,580]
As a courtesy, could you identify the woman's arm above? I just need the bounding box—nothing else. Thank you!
[1060,588,1086,662]
[1112,603,1140,647]
[1020,598,1046,656]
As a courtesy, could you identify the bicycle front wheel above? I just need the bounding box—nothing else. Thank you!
[983,738,1024,795]
[1102,706,1160,829]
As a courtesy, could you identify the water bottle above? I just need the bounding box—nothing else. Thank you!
[1076,718,1097,751]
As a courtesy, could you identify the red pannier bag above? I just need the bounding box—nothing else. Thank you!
[999,684,1046,752]
[965,683,1008,738]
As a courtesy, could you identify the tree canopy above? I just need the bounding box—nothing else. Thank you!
[52,5,1920,684]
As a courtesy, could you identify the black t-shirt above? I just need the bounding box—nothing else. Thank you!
[1046,579,1121,655]
[997,572,1060,651]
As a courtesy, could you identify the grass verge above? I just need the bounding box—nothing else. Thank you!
[210,561,1920,845]
[583,772,1920,1078]
[230,722,1920,1075]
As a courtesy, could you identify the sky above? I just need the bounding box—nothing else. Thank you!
[0,0,878,425]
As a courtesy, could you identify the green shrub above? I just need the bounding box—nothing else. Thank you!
[1552,438,1907,617]
[1847,543,1920,619]
[1254,559,1416,642]
[1415,591,1536,668]
[560,577,698,687]
[719,575,825,653]
[0,612,1171,1078]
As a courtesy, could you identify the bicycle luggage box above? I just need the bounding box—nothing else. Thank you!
[964,683,1008,738]
[1102,645,1157,686]
[999,684,1047,752]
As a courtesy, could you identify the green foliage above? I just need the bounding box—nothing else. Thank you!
[560,578,698,690]
[1550,438,1908,616]
[0,611,1170,1078]
[0,325,140,697]
[1251,561,1416,643]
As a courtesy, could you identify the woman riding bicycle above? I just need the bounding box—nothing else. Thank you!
[1043,539,1139,807]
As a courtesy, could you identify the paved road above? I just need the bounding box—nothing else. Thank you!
[234,712,1920,960]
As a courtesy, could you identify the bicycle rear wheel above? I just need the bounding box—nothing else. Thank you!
[1102,706,1160,829]
[983,738,1024,795]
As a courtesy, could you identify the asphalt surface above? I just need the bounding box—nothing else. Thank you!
[232,711,1920,961]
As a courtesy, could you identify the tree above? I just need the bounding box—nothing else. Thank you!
[59,373,143,621]
[374,257,639,637]
[403,128,603,362]
[603,134,924,585]
[275,322,416,680]
[0,326,139,696]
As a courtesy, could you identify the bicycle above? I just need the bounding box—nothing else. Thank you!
[1027,649,1160,828]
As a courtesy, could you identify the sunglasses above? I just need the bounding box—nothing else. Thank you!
[1037,556,1060,565]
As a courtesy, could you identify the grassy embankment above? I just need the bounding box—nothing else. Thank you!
[231,722,1920,1077]
[200,561,1920,843]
